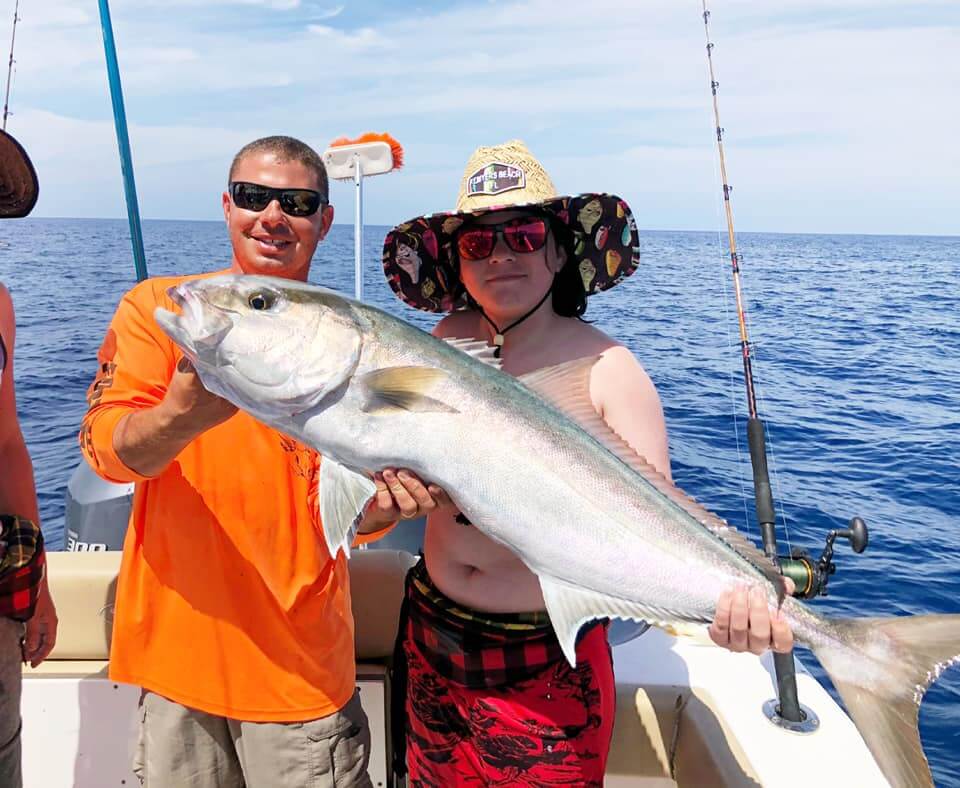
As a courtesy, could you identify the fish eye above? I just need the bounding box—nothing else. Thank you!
[248,291,274,311]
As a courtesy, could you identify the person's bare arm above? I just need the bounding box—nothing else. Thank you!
[0,285,39,523]
[0,284,58,666]
[113,357,236,478]
[82,280,239,482]
[589,344,672,480]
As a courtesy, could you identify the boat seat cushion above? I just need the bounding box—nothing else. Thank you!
[41,549,416,661]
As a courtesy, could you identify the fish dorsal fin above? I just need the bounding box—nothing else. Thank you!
[443,337,502,370]
[360,366,459,414]
[519,357,784,598]
[516,355,600,407]
[318,457,377,560]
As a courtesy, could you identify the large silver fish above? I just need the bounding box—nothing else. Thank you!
[156,273,958,787]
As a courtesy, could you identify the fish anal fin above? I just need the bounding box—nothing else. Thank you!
[360,366,459,414]
[539,574,706,667]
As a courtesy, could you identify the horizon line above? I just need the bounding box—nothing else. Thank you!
[11,216,960,241]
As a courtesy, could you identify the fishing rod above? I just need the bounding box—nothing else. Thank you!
[97,0,148,282]
[699,2,868,728]
[2,0,19,130]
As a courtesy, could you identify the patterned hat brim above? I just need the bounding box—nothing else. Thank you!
[382,193,639,313]
[0,130,39,219]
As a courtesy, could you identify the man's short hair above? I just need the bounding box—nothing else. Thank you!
[228,136,329,202]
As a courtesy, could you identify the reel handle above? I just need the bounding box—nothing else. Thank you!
[779,517,869,599]
[834,516,868,553]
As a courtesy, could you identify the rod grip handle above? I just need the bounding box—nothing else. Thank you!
[747,418,777,528]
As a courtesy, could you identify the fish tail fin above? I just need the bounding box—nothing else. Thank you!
[811,613,960,787]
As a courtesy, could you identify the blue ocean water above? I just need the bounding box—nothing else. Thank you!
[1,218,958,784]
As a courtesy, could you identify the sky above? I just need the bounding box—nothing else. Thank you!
[5,0,958,235]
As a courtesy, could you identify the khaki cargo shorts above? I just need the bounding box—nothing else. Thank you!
[0,617,24,788]
[133,688,372,787]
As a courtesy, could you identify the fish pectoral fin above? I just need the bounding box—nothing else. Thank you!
[539,575,703,667]
[360,366,459,414]
[319,458,377,560]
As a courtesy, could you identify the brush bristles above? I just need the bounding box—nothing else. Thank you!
[327,132,404,170]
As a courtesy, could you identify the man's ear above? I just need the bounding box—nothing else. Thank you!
[318,204,335,241]
[222,190,231,225]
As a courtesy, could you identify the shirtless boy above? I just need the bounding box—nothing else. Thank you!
[380,140,794,786]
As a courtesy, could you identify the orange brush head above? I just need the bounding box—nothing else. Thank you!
[327,132,404,170]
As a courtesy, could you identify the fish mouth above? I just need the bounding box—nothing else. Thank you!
[154,307,194,358]
[155,285,233,360]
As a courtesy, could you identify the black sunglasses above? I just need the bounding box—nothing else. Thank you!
[230,181,325,217]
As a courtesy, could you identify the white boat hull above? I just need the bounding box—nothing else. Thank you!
[21,551,890,787]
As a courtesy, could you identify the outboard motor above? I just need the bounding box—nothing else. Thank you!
[63,458,422,556]
[64,462,132,551]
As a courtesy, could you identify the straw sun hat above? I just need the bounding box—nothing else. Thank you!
[381,140,640,313]
[0,129,39,219]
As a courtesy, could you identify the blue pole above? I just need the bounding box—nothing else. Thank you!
[97,0,148,282]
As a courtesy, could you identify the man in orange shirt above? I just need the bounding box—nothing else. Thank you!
[80,136,427,787]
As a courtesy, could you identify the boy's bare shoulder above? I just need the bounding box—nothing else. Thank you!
[592,342,658,400]
[567,323,653,388]
[561,319,624,357]
[433,310,484,339]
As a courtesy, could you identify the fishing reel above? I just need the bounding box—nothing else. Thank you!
[778,517,869,599]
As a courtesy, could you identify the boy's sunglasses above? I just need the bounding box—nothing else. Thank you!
[230,181,325,217]
[456,216,550,261]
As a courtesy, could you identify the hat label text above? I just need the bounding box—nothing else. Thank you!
[467,162,526,197]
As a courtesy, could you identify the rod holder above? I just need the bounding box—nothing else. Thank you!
[762,698,820,734]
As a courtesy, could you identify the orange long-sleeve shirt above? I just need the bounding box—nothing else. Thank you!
[81,272,376,721]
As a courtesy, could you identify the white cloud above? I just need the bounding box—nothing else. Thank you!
[7,0,958,233]
[128,0,303,7]
[124,46,200,66]
[306,24,384,48]
[314,4,345,20]
[237,0,301,8]
[24,7,92,27]
[12,109,272,219]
